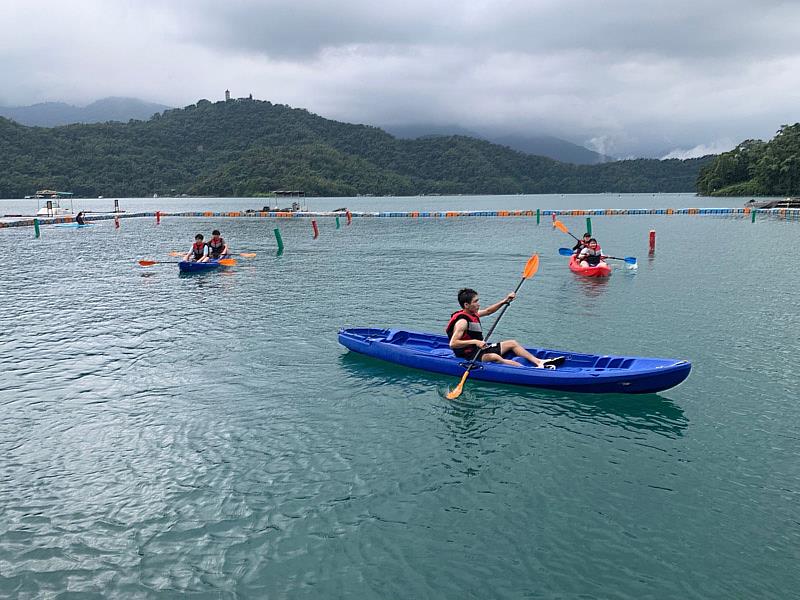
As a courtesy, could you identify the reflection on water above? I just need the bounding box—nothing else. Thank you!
[338,352,687,439]
[571,273,612,298]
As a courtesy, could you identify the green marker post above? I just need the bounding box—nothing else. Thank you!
[274,227,284,255]
[336,216,340,229]
[751,209,756,223]
[33,218,40,238]
[586,217,592,235]
[536,208,540,225]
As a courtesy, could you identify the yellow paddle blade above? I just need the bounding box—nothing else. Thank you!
[522,254,540,278]
[218,258,237,266]
[446,370,470,400]
[239,253,256,258]
[554,220,569,235]
[138,260,158,266]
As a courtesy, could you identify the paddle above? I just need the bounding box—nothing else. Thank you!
[558,247,637,265]
[553,219,582,244]
[446,254,540,400]
[138,258,237,267]
[169,251,255,258]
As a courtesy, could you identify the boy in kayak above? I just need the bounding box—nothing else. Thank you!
[572,232,591,254]
[446,288,558,369]
[578,238,608,268]
[207,229,229,259]
[185,234,208,262]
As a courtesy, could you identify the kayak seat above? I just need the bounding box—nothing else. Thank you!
[429,348,456,358]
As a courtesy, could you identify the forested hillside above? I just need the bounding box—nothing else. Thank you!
[697,124,800,196]
[0,99,711,198]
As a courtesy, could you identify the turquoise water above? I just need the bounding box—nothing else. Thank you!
[2,199,798,598]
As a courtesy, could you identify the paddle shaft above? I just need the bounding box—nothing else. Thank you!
[461,276,528,372]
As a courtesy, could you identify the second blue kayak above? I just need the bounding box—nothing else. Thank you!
[53,222,92,228]
[338,328,691,394]
[178,257,230,273]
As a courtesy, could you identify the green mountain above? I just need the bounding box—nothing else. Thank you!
[697,124,800,196]
[0,98,712,198]
[382,124,612,164]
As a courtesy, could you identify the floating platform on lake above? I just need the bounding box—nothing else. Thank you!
[2,207,800,229]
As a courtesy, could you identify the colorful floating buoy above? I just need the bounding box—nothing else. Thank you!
[649,229,656,254]
[156,211,161,225]
[336,216,340,229]
[274,227,284,256]
[586,217,592,235]
[312,220,319,238]
[114,216,120,229]
[33,218,40,238]
[346,211,352,225]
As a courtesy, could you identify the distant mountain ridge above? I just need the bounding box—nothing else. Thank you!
[0,97,170,127]
[0,97,711,198]
[383,124,613,165]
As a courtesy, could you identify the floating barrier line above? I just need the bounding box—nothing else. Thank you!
[2,207,799,229]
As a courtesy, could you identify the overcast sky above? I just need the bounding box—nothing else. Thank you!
[2,0,800,157]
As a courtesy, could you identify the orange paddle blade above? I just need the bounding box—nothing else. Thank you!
[553,220,569,235]
[218,258,237,266]
[522,254,540,278]
[138,260,158,266]
[168,251,184,257]
[446,370,470,400]
[239,253,256,258]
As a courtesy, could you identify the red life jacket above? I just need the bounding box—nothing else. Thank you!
[446,310,484,358]
[190,241,205,259]
[208,237,226,257]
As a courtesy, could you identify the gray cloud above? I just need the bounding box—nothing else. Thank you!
[2,0,800,157]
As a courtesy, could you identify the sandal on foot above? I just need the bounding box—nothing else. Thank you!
[542,356,566,369]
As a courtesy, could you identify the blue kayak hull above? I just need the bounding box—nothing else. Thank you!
[178,258,228,273]
[338,328,691,394]
[53,222,91,228]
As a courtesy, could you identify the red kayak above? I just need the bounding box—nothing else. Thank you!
[569,255,612,277]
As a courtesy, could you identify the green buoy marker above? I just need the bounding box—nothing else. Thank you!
[336,216,340,229]
[274,227,284,256]
[536,208,540,225]
[33,218,40,238]
[751,209,757,223]
[586,217,592,235]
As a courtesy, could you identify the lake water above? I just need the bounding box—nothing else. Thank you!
[1,194,798,598]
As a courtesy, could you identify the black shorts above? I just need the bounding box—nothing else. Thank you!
[455,343,503,360]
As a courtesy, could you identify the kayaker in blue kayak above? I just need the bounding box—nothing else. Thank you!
[446,288,557,369]
[75,211,86,225]
[185,234,208,262]
[207,230,229,259]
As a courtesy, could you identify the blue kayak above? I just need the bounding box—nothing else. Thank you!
[178,257,230,273]
[338,328,691,394]
[53,222,92,228]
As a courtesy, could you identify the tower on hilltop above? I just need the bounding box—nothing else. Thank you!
[225,89,230,101]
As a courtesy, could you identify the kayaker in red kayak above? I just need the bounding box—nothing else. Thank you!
[578,238,608,269]
[207,230,229,259]
[185,234,208,262]
[446,288,557,369]
[572,232,591,255]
